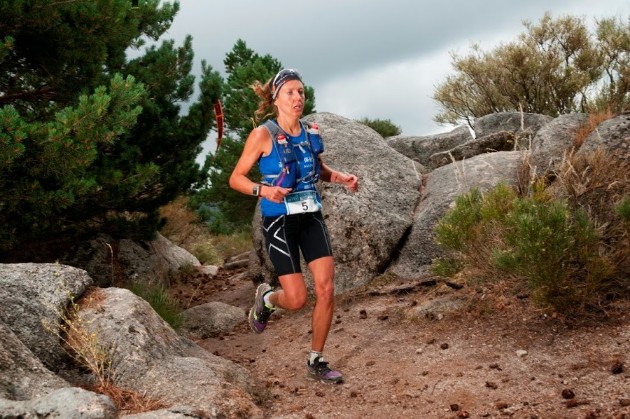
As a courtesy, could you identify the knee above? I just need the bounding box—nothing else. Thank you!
[315,281,334,304]
[283,290,308,310]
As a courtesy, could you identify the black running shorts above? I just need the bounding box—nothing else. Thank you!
[261,211,333,276]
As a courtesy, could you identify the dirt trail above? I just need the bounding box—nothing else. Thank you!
[178,268,630,419]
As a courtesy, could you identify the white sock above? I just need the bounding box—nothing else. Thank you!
[309,350,323,365]
[263,291,275,308]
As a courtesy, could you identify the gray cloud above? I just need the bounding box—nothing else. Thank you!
[160,0,629,141]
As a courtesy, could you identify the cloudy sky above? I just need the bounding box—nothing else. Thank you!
[158,0,628,157]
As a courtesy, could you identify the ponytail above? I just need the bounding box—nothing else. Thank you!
[252,78,276,122]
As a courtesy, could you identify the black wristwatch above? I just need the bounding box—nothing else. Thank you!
[252,184,261,197]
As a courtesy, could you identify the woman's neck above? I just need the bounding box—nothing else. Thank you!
[276,115,301,136]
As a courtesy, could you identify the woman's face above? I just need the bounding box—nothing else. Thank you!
[274,79,305,118]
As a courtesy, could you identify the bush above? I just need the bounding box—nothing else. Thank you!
[197,203,239,235]
[434,182,617,314]
[493,200,612,310]
[552,148,630,285]
[434,184,516,273]
[355,117,402,137]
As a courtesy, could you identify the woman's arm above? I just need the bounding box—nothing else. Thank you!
[229,127,292,203]
[319,158,359,192]
[229,126,267,196]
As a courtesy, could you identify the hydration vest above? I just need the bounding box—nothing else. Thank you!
[260,119,324,188]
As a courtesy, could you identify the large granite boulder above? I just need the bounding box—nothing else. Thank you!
[250,112,422,293]
[391,151,526,277]
[63,232,200,287]
[577,112,630,160]
[473,112,553,138]
[77,287,261,418]
[386,125,472,167]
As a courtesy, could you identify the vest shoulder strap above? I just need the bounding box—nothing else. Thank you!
[262,119,311,142]
[261,119,280,141]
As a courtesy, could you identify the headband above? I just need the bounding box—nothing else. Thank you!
[271,68,303,99]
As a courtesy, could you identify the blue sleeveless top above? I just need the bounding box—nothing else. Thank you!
[259,126,321,217]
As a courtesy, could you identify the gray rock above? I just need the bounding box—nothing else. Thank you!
[62,234,116,287]
[578,113,630,160]
[473,112,553,138]
[387,125,472,167]
[117,232,200,286]
[391,151,526,277]
[77,287,261,418]
[429,131,517,169]
[180,301,246,338]
[0,322,69,400]
[0,263,93,369]
[529,113,589,177]
[197,264,219,277]
[0,387,116,419]
[63,233,200,287]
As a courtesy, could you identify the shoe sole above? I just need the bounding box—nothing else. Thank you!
[248,306,260,334]
[307,371,344,384]
[249,283,271,334]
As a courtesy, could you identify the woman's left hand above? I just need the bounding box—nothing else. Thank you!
[335,172,359,192]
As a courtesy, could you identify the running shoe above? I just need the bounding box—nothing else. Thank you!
[307,357,343,384]
[248,283,275,334]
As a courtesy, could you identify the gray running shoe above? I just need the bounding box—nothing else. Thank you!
[249,283,275,334]
[307,357,343,384]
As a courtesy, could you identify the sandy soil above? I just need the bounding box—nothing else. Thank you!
[174,267,630,419]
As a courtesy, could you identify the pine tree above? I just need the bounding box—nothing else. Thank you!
[0,0,222,252]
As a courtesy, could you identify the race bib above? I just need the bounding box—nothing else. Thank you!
[284,190,321,215]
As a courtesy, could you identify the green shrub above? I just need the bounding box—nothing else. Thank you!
[434,188,483,252]
[434,184,516,273]
[355,117,402,137]
[494,200,612,309]
[434,183,615,314]
[197,203,237,235]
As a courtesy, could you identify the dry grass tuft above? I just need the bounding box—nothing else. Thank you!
[90,383,168,414]
[78,287,106,309]
[553,147,630,230]
[552,147,630,287]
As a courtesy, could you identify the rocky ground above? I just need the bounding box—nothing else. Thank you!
[172,267,630,419]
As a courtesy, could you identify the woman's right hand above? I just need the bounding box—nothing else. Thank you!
[261,185,292,203]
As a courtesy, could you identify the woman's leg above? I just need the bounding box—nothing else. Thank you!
[270,273,308,310]
[305,255,342,383]
[307,256,335,352]
[261,213,308,311]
